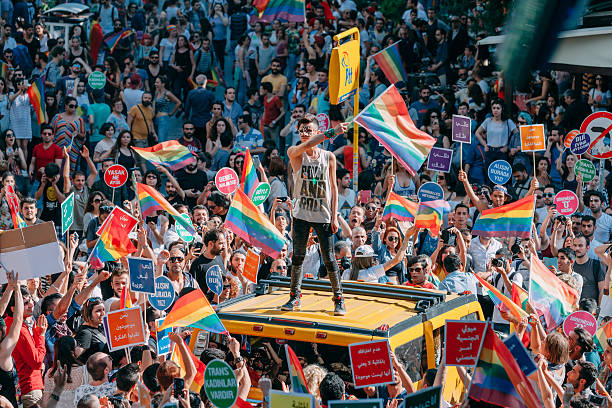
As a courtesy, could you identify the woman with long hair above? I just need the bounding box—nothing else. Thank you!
[438,172,457,202]
[371,221,407,284]
[154,75,181,142]
[0,130,27,193]
[159,25,178,68]
[208,118,233,158]
[43,336,86,407]
[0,172,20,229]
[67,35,93,67]
[475,98,518,171]
[51,97,87,172]
[170,35,195,100]
[210,3,228,70]
[93,123,116,164]
[557,153,579,192]
[83,191,107,232]
[74,298,108,364]
[103,130,136,169]
[104,57,121,102]
[588,75,611,112]
[536,157,552,187]
[422,110,450,148]
[346,233,411,282]
[106,99,129,140]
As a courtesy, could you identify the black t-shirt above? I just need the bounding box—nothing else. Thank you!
[40,177,65,226]
[175,169,208,208]
[75,324,109,363]
[189,253,226,294]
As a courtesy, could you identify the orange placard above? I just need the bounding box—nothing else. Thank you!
[243,248,260,284]
[103,307,146,351]
[520,124,546,152]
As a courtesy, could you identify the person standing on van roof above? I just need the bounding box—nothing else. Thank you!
[281,113,348,316]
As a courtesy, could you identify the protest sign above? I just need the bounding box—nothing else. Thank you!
[574,159,596,182]
[564,129,580,148]
[206,265,224,296]
[61,192,74,235]
[563,310,597,337]
[401,385,441,408]
[215,167,239,194]
[426,147,453,173]
[103,307,146,351]
[554,190,579,216]
[96,206,138,236]
[251,182,271,206]
[519,124,545,152]
[156,317,173,356]
[348,339,394,388]
[487,160,512,185]
[175,213,195,242]
[270,390,315,408]
[444,320,487,366]
[317,113,330,131]
[329,400,383,408]
[452,114,471,143]
[203,359,238,408]
[88,71,107,89]
[570,133,591,155]
[503,333,537,377]
[104,164,128,188]
[417,182,443,202]
[243,248,260,284]
[148,276,176,311]
[581,111,612,158]
[128,257,155,294]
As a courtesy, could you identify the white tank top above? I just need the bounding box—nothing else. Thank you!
[292,150,332,223]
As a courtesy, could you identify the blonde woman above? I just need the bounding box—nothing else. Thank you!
[303,364,327,407]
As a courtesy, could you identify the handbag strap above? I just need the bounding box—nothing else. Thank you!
[135,104,151,136]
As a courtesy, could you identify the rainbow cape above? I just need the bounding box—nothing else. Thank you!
[285,345,309,394]
[595,321,612,353]
[472,195,535,238]
[89,213,137,268]
[225,189,285,258]
[104,29,134,53]
[136,183,196,236]
[27,77,46,125]
[171,337,207,392]
[241,148,259,198]
[414,199,449,236]
[158,288,227,334]
[382,192,418,221]
[131,140,196,171]
[4,185,26,229]
[253,0,305,22]
[529,256,578,330]
[474,273,528,321]
[372,42,408,84]
[469,324,540,408]
[354,85,435,176]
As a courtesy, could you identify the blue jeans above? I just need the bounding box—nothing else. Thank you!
[155,115,171,143]
[290,217,342,297]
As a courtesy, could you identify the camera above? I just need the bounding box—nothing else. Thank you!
[340,257,351,271]
[440,229,457,246]
[510,243,522,255]
[491,258,504,268]
[555,215,567,224]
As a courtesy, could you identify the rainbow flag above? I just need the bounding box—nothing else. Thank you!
[372,42,408,84]
[285,345,309,394]
[469,324,540,408]
[241,148,259,198]
[0,60,8,79]
[4,185,26,229]
[88,213,137,269]
[414,200,449,236]
[354,85,435,176]
[136,183,196,236]
[511,283,529,312]
[104,29,134,53]
[382,192,418,221]
[225,189,286,258]
[474,273,528,321]
[472,195,535,239]
[89,21,104,63]
[206,69,220,89]
[158,288,227,334]
[27,77,46,125]
[529,256,578,330]
[132,140,196,171]
[171,337,207,392]
[119,285,133,309]
[253,0,305,22]
[595,321,612,353]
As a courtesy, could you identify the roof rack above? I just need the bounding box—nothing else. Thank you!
[257,277,446,310]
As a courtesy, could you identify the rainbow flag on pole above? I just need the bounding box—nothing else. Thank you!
[474,273,528,321]
[372,42,408,84]
[241,148,259,198]
[88,213,137,268]
[225,189,285,258]
[132,140,196,171]
[27,77,46,125]
[468,324,540,408]
[511,283,529,312]
[471,195,535,239]
[595,321,612,353]
[136,183,196,236]
[285,345,310,394]
[253,0,305,22]
[529,255,578,330]
[382,192,418,222]
[159,288,227,334]
[354,85,435,176]
[171,337,207,392]
[104,29,134,53]
[414,200,449,236]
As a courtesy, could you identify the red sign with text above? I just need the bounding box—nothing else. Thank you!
[104,164,128,188]
[215,167,239,195]
[444,320,487,366]
[243,248,260,284]
[348,339,394,388]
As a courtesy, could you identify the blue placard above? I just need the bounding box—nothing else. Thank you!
[570,132,591,155]
[488,160,512,185]
[206,265,224,296]
[156,317,173,356]
[503,333,537,377]
[148,276,175,311]
[128,257,155,294]
[417,182,443,202]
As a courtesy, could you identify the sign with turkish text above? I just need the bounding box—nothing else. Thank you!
[564,129,580,149]
[417,182,443,202]
[563,310,597,337]
[96,206,138,236]
[519,124,546,152]
[452,114,471,143]
[503,333,537,377]
[148,276,175,311]
[251,182,271,206]
[103,306,146,351]
[206,265,224,296]
[104,164,128,188]
[329,28,360,104]
[487,160,512,185]
[88,71,107,89]
[348,339,394,388]
[426,147,453,173]
[554,190,579,216]
[574,159,597,182]
[570,132,591,155]
[61,192,74,235]
[270,390,315,408]
[203,359,238,408]
[215,167,239,195]
[444,320,487,366]
[128,256,155,294]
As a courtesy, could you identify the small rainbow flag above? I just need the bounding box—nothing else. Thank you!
[206,69,220,89]
[595,321,612,353]
[254,0,305,22]
[511,283,529,312]
[137,183,196,236]
[469,324,540,408]
[27,77,46,125]
[0,60,8,79]
[119,285,133,309]
[529,256,578,330]
[472,195,535,239]
[382,192,418,222]
[104,29,134,53]
[88,214,137,268]
[354,85,435,176]
[241,148,259,198]
[285,345,309,394]
[132,140,196,171]
[414,199,449,236]
[158,288,227,334]
[171,337,207,392]
[225,189,285,258]
[373,42,408,85]
[474,273,528,321]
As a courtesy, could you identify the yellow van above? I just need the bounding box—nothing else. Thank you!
[215,277,484,403]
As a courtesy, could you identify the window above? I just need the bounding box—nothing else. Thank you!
[395,336,427,381]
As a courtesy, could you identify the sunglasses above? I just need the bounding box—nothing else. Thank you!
[543,193,555,197]
[93,198,102,203]
[387,236,399,242]
[536,195,542,199]
[223,284,231,289]
[100,206,114,212]
[276,265,288,270]
[408,267,423,273]
[67,104,77,108]
[366,205,377,210]
[169,256,184,263]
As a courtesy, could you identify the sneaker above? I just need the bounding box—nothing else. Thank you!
[281,293,301,311]
[333,295,346,316]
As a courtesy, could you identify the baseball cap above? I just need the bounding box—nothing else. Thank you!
[354,245,376,258]
[492,185,509,196]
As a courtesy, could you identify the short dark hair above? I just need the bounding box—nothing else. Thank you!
[581,214,596,224]
[574,234,590,247]
[576,360,597,388]
[51,45,65,57]
[513,163,527,173]
[6,286,30,317]
[20,196,36,209]
[336,167,350,180]
[204,229,223,246]
[199,348,226,365]
[578,298,597,314]
[443,254,462,273]
[297,113,319,130]
[558,247,576,262]
[143,363,161,392]
[261,81,273,93]
[454,203,469,213]
[573,327,594,354]
[41,293,63,315]
[116,363,140,392]
[239,114,252,127]
[319,373,345,404]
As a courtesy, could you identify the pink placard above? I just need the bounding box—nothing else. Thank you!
[563,311,597,337]
[215,167,239,195]
[554,190,579,216]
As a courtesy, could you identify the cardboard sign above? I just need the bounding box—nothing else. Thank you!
[61,192,74,235]
[554,190,579,216]
[503,333,537,377]
[401,385,441,408]
[215,167,239,195]
[243,248,260,284]
[417,182,443,202]
[96,206,138,236]
[270,390,315,408]
[427,147,453,173]
[348,339,394,388]
[251,182,271,206]
[520,124,546,152]
[563,310,597,337]
[203,359,238,408]
[564,129,580,149]
[103,307,146,351]
[452,114,471,143]
[329,28,360,104]
[570,132,591,155]
[128,257,155,294]
[581,111,612,158]
[444,320,487,366]
[574,159,596,182]
[488,160,512,185]
[104,164,128,188]
[156,317,173,356]
[206,265,224,296]
[329,400,383,408]
[148,276,176,311]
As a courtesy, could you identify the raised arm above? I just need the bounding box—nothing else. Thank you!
[458,170,487,212]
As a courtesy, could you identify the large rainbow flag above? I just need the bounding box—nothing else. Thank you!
[469,324,540,408]
[253,0,305,22]
[158,288,227,334]
[89,213,137,268]
[136,183,196,236]
[171,337,207,392]
[241,148,259,199]
[595,321,612,353]
[27,77,46,125]
[382,192,418,221]
[225,189,285,258]
[105,29,134,53]
[131,140,196,171]
[414,200,449,236]
[472,195,535,238]
[474,273,528,321]
[529,255,578,330]
[372,42,408,85]
[285,345,309,394]
[354,85,435,176]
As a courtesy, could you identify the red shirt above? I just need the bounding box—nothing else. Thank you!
[4,316,46,395]
[262,95,282,126]
[32,142,62,179]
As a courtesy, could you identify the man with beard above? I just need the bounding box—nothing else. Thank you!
[178,121,202,152]
[189,229,227,293]
[176,155,208,209]
[235,114,264,154]
[222,87,242,127]
[20,197,43,226]
[262,58,287,98]
[572,235,605,302]
[165,247,199,298]
[127,91,157,150]
[580,191,612,245]
[409,86,439,128]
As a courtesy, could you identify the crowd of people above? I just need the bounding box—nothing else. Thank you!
[0,0,612,407]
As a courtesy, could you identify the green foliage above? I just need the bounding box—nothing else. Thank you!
[378,0,408,22]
